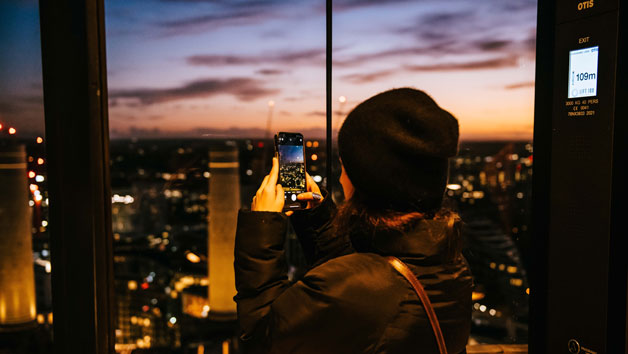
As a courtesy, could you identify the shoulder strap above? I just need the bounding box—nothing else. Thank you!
[387,256,448,354]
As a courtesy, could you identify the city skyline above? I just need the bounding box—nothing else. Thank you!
[1,0,536,141]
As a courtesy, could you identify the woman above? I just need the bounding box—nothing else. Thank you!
[234,88,473,353]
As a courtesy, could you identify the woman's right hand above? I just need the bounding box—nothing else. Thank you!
[296,172,323,210]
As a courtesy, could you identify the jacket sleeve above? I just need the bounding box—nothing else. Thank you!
[235,211,387,354]
[234,210,290,353]
[289,190,354,267]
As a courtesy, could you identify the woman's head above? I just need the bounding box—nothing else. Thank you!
[337,87,459,213]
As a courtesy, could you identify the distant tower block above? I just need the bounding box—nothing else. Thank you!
[208,147,240,320]
[0,144,36,328]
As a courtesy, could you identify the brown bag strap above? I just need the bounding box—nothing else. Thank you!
[387,256,448,354]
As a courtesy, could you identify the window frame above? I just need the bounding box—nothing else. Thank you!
[39,1,115,353]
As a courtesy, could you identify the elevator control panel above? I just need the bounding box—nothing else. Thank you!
[547,2,622,353]
[554,12,618,123]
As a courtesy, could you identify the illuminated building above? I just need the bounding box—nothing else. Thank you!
[0,143,37,327]
[207,148,240,319]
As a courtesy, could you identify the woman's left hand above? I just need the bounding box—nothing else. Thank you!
[251,157,285,212]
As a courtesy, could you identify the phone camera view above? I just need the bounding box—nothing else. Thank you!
[278,144,305,192]
[568,46,599,99]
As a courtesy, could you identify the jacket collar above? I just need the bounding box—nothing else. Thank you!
[372,219,450,259]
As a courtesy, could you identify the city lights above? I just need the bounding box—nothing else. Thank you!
[111,194,135,204]
[447,184,462,191]
[186,252,201,263]
[471,292,486,301]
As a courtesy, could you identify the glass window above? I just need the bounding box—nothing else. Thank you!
[332,0,536,344]
[105,1,325,351]
[0,1,53,352]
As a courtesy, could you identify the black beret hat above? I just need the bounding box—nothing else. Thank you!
[338,87,459,212]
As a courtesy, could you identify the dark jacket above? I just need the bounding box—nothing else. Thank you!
[234,194,473,354]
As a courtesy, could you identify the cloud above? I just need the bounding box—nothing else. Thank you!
[504,81,535,90]
[186,48,325,67]
[340,70,395,84]
[475,40,512,51]
[154,0,308,36]
[307,111,326,117]
[332,0,414,11]
[110,77,280,105]
[333,45,449,67]
[405,56,519,72]
[256,69,285,75]
[157,10,264,36]
[109,125,328,140]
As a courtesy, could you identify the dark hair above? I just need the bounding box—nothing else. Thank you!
[333,190,463,262]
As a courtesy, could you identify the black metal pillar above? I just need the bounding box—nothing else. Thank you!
[38,1,114,354]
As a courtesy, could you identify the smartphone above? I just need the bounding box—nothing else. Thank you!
[274,132,306,210]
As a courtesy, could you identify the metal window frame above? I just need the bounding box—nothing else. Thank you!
[39,0,115,353]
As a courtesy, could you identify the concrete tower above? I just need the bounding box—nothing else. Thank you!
[207,147,240,320]
[0,143,36,328]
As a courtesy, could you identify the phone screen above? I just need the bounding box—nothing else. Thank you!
[278,144,305,192]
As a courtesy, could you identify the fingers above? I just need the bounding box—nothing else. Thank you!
[275,184,285,208]
[296,192,323,201]
[305,172,321,194]
[251,158,285,213]
[267,157,279,188]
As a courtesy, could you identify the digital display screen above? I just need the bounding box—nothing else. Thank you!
[568,46,599,99]
[278,144,305,192]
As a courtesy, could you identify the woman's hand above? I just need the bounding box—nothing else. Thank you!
[296,172,324,209]
[284,173,324,216]
[251,157,285,212]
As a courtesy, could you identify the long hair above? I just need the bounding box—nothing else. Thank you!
[332,190,463,262]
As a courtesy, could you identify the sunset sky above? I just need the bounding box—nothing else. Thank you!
[0,0,537,141]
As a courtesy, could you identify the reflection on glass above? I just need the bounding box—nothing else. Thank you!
[0,2,52,352]
[105,0,325,351]
[332,1,536,344]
